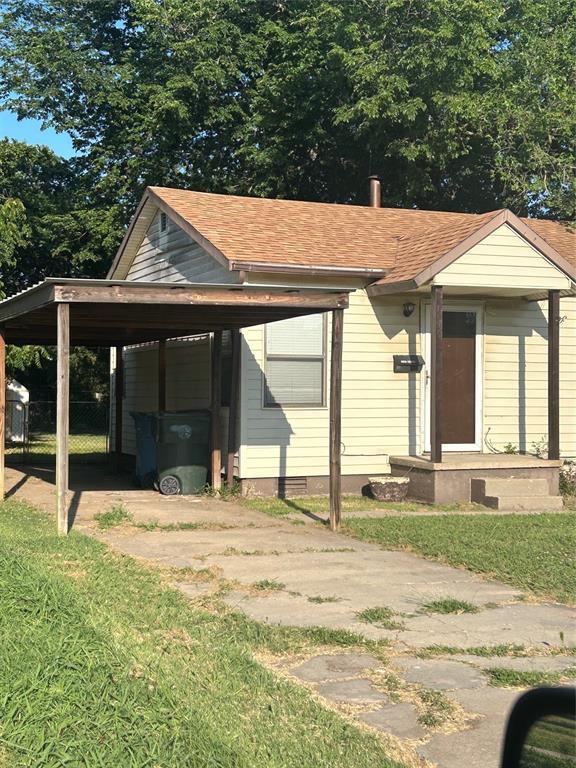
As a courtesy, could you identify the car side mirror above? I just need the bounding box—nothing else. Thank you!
[501,686,575,768]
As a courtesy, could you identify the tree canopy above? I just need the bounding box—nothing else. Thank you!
[1,0,574,234]
[0,0,574,388]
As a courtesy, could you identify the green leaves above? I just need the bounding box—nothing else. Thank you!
[0,0,574,251]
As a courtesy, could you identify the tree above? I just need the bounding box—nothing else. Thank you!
[0,140,117,389]
[0,139,121,295]
[0,194,27,293]
[1,0,574,219]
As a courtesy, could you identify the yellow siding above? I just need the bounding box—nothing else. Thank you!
[484,297,576,458]
[435,224,572,290]
[239,291,422,478]
[239,291,576,479]
[118,337,211,455]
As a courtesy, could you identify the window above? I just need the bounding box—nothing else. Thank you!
[264,314,326,407]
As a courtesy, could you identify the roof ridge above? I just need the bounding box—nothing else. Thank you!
[149,186,491,220]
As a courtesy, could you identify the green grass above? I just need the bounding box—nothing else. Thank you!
[421,598,479,615]
[525,715,576,762]
[342,513,576,604]
[486,667,576,688]
[0,499,401,768]
[94,503,132,529]
[242,495,459,518]
[12,432,109,461]
[356,606,404,630]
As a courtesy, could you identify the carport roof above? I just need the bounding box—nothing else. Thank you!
[0,278,349,347]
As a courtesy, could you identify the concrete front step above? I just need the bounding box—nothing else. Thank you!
[471,477,550,500]
[482,494,564,511]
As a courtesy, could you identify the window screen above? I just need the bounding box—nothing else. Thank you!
[264,314,325,407]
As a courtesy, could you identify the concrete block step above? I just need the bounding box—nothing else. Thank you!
[482,495,564,512]
[471,477,550,501]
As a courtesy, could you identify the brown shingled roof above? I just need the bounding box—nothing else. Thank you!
[110,186,576,285]
[147,187,492,273]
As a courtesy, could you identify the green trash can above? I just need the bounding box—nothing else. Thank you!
[156,410,211,495]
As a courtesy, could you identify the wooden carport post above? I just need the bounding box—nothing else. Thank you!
[430,285,444,463]
[329,309,344,531]
[211,330,223,492]
[0,327,5,500]
[158,339,167,411]
[114,345,124,472]
[548,290,560,461]
[56,303,70,535]
[226,329,241,487]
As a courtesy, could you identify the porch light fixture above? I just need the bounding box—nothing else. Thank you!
[403,301,415,317]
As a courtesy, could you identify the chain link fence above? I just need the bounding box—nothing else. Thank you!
[6,400,110,465]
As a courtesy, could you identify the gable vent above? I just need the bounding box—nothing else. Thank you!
[278,476,308,498]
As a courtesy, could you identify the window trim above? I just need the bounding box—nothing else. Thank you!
[262,314,327,409]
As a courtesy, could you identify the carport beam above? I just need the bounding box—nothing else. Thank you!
[56,303,70,535]
[0,327,5,499]
[329,309,343,531]
[211,330,223,491]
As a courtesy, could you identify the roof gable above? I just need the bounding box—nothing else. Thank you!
[368,210,575,295]
[435,223,572,291]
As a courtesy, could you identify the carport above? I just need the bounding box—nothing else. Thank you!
[0,278,348,534]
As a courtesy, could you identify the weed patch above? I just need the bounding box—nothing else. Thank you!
[357,606,404,630]
[486,667,576,688]
[308,595,341,604]
[421,598,479,615]
[253,579,285,591]
[94,503,132,529]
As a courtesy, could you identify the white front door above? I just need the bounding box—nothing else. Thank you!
[423,302,484,452]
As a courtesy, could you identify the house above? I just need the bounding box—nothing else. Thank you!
[107,180,576,505]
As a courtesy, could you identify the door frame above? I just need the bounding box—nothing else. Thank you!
[422,300,484,453]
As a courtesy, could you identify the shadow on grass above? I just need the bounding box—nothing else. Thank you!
[279,498,328,524]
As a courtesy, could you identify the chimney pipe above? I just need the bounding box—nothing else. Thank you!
[368,175,381,208]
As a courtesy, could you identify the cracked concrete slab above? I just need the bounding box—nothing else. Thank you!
[451,654,576,672]
[360,703,426,740]
[203,548,519,614]
[393,657,487,690]
[290,653,383,683]
[222,590,389,638]
[418,717,507,768]
[450,686,521,717]
[101,525,370,564]
[317,678,388,705]
[381,603,576,649]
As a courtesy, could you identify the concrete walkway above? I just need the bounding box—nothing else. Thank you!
[6,467,575,768]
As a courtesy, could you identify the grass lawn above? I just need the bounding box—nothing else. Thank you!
[243,494,464,518]
[342,513,576,605]
[0,500,402,768]
[7,433,109,464]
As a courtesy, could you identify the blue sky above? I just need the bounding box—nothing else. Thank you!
[0,109,76,157]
